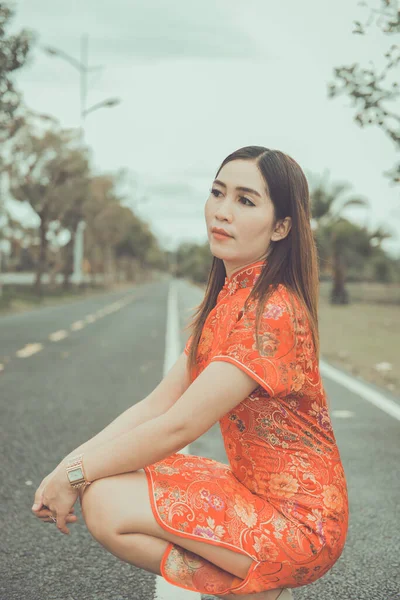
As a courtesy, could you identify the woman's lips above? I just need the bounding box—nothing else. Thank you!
[212,231,233,240]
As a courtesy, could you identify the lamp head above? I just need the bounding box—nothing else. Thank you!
[104,98,121,108]
[44,46,58,56]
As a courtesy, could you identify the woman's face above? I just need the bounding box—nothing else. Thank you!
[204,159,290,278]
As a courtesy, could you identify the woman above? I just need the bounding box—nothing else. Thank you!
[32,146,349,599]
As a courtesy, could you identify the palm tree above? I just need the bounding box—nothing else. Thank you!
[309,170,370,304]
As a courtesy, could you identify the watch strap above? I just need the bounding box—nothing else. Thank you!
[66,454,92,489]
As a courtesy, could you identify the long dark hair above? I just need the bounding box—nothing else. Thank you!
[185,146,320,379]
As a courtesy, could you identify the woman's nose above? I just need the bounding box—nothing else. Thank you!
[215,200,233,222]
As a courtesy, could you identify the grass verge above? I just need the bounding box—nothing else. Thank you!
[318,296,399,398]
[0,282,135,316]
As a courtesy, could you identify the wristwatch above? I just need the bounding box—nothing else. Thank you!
[65,454,92,490]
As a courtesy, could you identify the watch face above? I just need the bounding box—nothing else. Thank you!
[69,467,84,482]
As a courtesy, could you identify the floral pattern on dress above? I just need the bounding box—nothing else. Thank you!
[144,259,349,595]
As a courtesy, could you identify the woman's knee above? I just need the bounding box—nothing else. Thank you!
[80,478,114,541]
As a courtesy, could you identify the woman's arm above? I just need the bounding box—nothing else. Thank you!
[82,359,258,482]
[62,351,190,464]
[63,396,165,462]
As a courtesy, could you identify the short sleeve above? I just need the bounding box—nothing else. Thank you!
[210,292,299,397]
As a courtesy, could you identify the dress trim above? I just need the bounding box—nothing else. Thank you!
[144,462,261,594]
[211,355,275,396]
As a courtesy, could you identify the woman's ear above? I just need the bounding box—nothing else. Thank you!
[271,216,292,242]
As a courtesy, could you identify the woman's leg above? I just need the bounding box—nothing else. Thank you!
[79,470,284,599]
[89,530,281,600]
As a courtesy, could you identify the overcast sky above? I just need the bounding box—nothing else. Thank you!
[10,0,400,256]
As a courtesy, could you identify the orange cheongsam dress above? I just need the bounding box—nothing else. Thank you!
[144,259,349,596]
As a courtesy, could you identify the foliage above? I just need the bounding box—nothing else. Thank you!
[80,173,164,281]
[8,116,89,221]
[310,170,393,302]
[0,2,35,143]
[176,241,212,283]
[328,0,400,184]
[6,114,90,290]
[0,4,169,289]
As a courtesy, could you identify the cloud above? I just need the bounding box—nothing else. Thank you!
[146,181,196,197]
[142,179,206,218]
[12,0,400,257]
[16,0,265,65]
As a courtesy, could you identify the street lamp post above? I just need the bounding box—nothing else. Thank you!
[44,34,120,138]
[44,34,121,285]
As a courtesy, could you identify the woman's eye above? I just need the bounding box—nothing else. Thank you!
[240,196,255,207]
[210,188,254,207]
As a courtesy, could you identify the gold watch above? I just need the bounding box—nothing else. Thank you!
[65,454,92,490]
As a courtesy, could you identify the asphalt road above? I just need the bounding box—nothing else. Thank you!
[0,277,399,600]
[0,272,102,285]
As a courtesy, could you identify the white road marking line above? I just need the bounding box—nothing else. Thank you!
[331,410,355,418]
[155,280,200,600]
[111,301,125,310]
[16,343,43,358]
[320,359,400,422]
[7,295,137,366]
[92,295,135,320]
[49,330,68,342]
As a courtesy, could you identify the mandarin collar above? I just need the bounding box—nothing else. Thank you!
[223,259,266,295]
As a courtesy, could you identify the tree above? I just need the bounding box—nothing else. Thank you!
[0,3,35,143]
[0,214,38,270]
[0,3,35,295]
[175,241,213,283]
[328,0,400,184]
[58,170,90,288]
[7,115,90,292]
[317,219,374,301]
[310,170,377,303]
[115,216,158,263]
[83,173,164,283]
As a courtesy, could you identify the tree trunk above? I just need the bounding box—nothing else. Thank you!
[34,216,48,296]
[104,246,115,285]
[0,248,3,298]
[62,231,75,290]
[330,248,349,304]
[90,268,96,286]
[48,264,58,289]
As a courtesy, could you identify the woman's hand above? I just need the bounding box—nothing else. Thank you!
[31,464,80,535]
